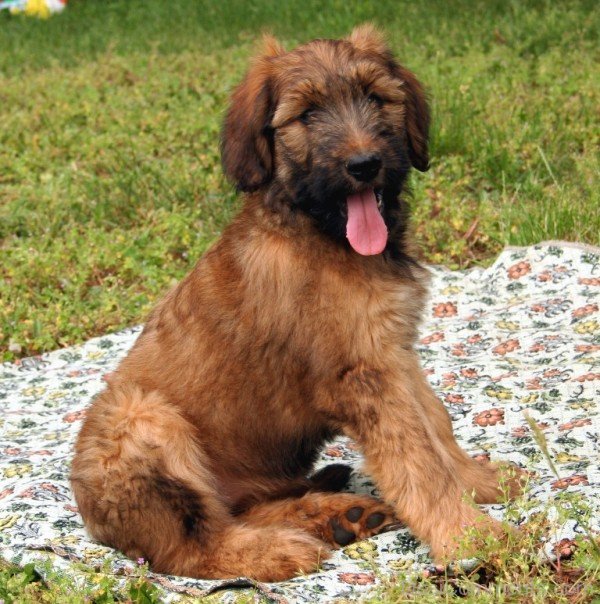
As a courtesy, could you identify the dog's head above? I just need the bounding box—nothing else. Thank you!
[221,25,429,256]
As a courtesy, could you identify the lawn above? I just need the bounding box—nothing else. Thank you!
[0,0,599,601]
[1,0,598,362]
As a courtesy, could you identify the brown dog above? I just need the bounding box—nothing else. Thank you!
[71,26,520,581]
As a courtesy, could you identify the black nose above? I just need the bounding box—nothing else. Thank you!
[346,153,382,182]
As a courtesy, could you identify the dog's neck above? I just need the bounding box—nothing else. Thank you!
[231,192,421,281]
[244,186,420,276]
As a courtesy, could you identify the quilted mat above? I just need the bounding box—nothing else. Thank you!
[1,242,599,601]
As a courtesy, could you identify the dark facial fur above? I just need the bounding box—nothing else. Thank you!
[271,44,412,243]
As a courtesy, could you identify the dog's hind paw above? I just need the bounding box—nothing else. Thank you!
[317,493,398,547]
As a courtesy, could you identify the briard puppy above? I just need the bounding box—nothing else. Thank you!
[71,26,520,581]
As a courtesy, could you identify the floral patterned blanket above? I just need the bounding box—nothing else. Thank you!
[1,242,599,602]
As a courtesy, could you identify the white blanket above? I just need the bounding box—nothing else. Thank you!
[1,242,598,601]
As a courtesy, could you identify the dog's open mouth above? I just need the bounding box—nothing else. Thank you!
[346,188,388,256]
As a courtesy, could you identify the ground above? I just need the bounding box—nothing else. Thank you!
[0,0,599,601]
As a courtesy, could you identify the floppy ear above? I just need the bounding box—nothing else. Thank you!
[346,24,389,55]
[221,38,282,192]
[392,63,430,172]
[348,26,430,172]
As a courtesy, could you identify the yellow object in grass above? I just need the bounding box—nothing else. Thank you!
[7,0,65,18]
[23,0,50,17]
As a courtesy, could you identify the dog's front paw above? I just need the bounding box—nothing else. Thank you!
[494,462,529,500]
[462,458,528,504]
[427,505,509,563]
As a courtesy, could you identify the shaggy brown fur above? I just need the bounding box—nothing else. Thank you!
[71,26,522,581]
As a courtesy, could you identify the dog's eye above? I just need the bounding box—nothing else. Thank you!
[368,93,384,108]
[298,108,315,125]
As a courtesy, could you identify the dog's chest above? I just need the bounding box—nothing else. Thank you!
[302,264,426,359]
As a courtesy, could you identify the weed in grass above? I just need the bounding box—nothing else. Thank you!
[365,440,600,603]
[0,557,165,603]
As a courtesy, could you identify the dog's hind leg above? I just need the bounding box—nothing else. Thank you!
[229,463,354,516]
[238,492,397,547]
[71,385,326,581]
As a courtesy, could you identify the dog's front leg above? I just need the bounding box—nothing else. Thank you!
[405,355,525,504]
[319,351,503,562]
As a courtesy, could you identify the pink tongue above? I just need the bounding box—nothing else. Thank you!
[346,189,388,255]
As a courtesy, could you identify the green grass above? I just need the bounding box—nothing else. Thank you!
[1,0,598,361]
[0,558,168,603]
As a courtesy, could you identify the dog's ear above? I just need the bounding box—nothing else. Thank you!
[221,37,283,192]
[347,24,389,56]
[392,63,430,172]
[348,26,430,172]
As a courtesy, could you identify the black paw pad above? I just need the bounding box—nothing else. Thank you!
[365,512,386,529]
[345,506,364,523]
[330,519,356,546]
